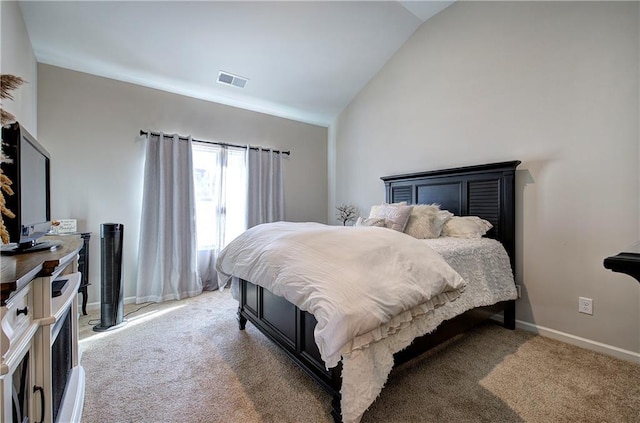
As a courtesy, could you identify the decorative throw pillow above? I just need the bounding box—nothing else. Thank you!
[354,216,386,227]
[403,204,453,239]
[441,216,493,238]
[368,204,413,232]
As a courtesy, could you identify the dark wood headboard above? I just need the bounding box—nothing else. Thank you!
[381,161,521,271]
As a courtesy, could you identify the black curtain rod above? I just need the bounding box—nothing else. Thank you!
[139,130,290,156]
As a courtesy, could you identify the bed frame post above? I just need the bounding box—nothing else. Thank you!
[238,309,247,330]
[238,277,248,330]
[504,300,516,330]
[331,394,342,423]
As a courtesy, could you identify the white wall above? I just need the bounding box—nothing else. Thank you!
[331,2,639,356]
[1,1,37,135]
[38,64,327,305]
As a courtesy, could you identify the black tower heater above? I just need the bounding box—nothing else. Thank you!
[93,223,126,332]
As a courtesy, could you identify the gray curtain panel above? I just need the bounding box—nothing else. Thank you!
[246,147,284,228]
[136,133,201,303]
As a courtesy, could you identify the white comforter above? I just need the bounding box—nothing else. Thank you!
[216,221,467,369]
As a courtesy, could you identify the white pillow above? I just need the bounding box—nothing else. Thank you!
[441,216,493,238]
[404,204,453,239]
[368,204,413,232]
[369,202,407,216]
[354,216,386,227]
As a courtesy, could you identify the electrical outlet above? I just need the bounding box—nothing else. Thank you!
[515,284,521,298]
[578,297,593,315]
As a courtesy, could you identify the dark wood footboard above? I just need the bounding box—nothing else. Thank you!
[237,278,343,420]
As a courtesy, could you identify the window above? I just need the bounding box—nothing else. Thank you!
[192,143,247,251]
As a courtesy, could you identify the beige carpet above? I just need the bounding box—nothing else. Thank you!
[79,290,640,423]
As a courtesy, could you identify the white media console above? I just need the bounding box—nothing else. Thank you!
[1,235,85,422]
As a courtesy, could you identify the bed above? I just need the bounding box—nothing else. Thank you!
[217,161,520,422]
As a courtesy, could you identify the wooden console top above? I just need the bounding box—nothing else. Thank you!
[1,235,83,305]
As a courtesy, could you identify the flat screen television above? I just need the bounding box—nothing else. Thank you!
[1,122,61,254]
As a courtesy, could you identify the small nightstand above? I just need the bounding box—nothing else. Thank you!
[45,231,92,314]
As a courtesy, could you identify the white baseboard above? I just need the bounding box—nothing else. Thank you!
[514,319,640,364]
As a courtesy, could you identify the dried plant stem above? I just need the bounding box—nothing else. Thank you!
[0,171,15,244]
[0,74,24,242]
[1,109,17,126]
[1,75,26,100]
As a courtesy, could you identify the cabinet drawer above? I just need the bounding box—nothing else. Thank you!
[3,284,32,343]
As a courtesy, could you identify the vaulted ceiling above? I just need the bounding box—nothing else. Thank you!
[19,1,453,126]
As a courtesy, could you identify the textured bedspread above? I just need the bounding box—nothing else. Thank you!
[423,237,517,305]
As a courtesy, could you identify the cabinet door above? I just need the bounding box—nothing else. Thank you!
[0,339,36,423]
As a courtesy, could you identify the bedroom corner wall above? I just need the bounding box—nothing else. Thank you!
[1,1,38,135]
[38,64,327,306]
[331,1,639,358]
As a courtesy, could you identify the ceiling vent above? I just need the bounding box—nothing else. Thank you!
[217,71,248,88]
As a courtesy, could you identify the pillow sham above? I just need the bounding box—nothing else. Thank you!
[403,204,453,239]
[441,216,493,238]
[354,217,386,227]
[368,203,413,232]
